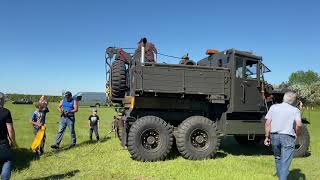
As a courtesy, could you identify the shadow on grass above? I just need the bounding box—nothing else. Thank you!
[288,169,306,180]
[220,136,273,156]
[26,169,80,180]
[12,148,37,171]
[44,136,111,157]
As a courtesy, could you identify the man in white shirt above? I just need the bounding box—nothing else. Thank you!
[264,91,302,180]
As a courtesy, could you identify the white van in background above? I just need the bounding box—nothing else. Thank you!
[73,92,107,107]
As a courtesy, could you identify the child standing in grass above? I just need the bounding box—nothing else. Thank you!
[88,109,100,141]
[29,102,46,155]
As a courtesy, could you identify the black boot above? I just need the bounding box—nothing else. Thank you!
[50,144,59,149]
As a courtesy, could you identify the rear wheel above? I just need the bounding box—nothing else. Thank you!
[176,116,220,160]
[294,124,310,157]
[127,116,173,161]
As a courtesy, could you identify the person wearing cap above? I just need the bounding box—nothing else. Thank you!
[88,109,100,142]
[0,92,16,180]
[51,91,78,149]
[136,37,158,63]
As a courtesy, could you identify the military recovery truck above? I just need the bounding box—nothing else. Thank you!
[105,47,310,161]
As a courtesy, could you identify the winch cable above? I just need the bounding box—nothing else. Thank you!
[157,52,181,59]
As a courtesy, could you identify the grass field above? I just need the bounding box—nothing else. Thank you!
[5,103,320,180]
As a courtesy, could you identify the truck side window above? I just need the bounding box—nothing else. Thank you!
[235,58,243,78]
[245,60,257,79]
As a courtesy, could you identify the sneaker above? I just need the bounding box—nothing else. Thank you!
[50,144,59,149]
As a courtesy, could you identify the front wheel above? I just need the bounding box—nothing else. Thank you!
[127,116,173,161]
[294,124,310,157]
[176,116,221,160]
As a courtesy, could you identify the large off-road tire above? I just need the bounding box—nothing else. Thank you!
[234,135,264,145]
[176,116,221,160]
[294,124,310,157]
[127,116,173,162]
[111,60,127,99]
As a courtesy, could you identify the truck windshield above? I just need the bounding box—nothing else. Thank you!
[245,60,257,79]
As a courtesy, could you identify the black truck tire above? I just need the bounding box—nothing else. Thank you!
[294,124,310,157]
[234,135,264,145]
[111,60,127,99]
[176,116,220,160]
[127,116,173,161]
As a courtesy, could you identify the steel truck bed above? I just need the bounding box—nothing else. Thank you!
[133,63,230,99]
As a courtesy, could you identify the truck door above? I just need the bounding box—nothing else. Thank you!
[233,57,263,112]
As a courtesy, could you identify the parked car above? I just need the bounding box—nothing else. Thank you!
[12,98,33,104]
[73,92,107,107]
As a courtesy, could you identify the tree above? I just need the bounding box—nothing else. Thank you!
[288,70,320,86]
[289,80,320,106]
[287,70,320,106]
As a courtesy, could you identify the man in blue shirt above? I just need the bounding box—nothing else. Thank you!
[51,91,78,149]
[264,91,302,180]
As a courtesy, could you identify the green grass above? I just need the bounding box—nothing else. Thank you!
[5,103,320,180]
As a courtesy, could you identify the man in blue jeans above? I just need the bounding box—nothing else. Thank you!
[264,91,302,180]
[0,92,17,180]
[51,91,78,149]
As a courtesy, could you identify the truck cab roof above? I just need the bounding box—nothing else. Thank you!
[197,49,262,68]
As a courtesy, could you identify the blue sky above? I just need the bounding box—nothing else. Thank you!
[1,0,319,95]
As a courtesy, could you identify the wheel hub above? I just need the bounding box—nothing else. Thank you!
[141,129,160,150]
[147,136,156,145]
[190,129,208,149]
[195,135,205,143]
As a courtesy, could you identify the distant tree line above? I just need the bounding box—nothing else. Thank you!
[276,70,320,106]
[6,94,62,102]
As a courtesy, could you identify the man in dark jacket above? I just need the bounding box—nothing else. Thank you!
[0,92,16,180]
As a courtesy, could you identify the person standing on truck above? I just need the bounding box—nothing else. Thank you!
[51,91,78,149]
[264,91,302,180]
[179,54,190,64]
[0,92,16,180]
[136,37,157,63]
